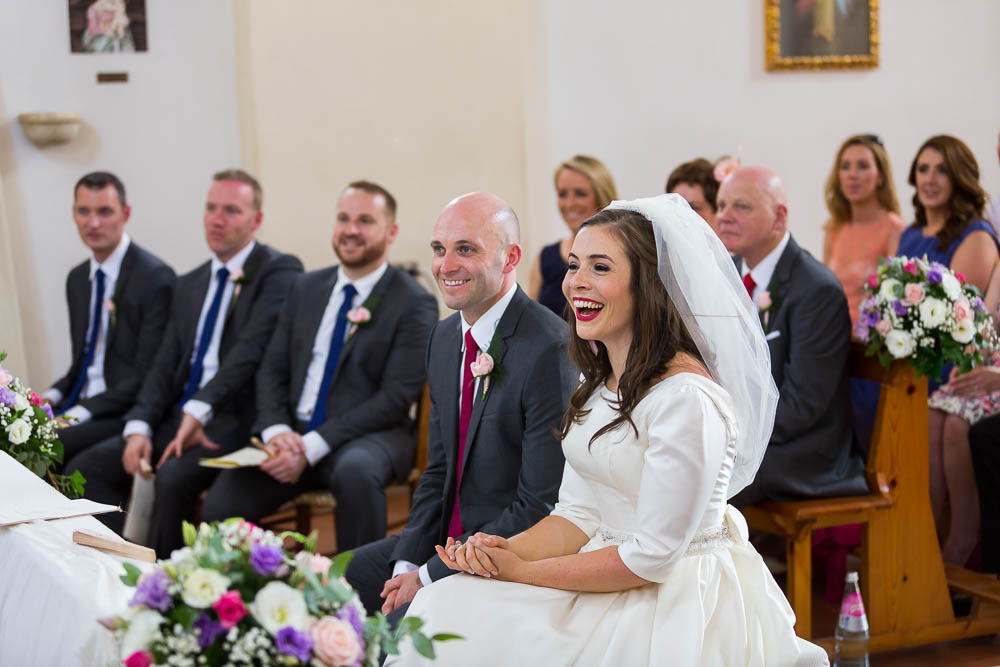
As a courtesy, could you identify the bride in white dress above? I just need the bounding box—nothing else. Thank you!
[392,195,829,666]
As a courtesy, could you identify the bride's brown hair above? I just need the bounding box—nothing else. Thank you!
[560,209,704,445]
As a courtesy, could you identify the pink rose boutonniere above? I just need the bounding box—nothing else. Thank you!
[757,290,774,331]
[230,268,247,301]
[470,352,495,399]
[346,293,381,338]
[103,298,117,327]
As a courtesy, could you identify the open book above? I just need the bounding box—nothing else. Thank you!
[199,446,270,469]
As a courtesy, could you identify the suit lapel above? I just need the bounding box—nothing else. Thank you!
[440,318,463,481]
[69,266,91,360]
[183,262,213,361]
[293,267,338,399]
[767,237,799,325]
[459,288,527,482]
[326,266,395,390]
[223,243,266,327]
[106,244,137,350]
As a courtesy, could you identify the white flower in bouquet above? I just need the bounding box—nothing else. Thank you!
[953,318,977,344]
[120,608,164,659]
[180,568,230,608]
[11,391,29,413]
[918,297,948,329]
[167,546,198,576]
[250,581,310,635]
[878,278,901,302]
[940,272,962,300]
[886,329,916,358]
[5,418,31,444]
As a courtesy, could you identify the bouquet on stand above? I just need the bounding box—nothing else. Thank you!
[103,520,459,666]
[855,256,990,380]
[0,352,84,497]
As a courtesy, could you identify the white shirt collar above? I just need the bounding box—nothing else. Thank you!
[333,261,389,300]
[461,282,519,352]
[211,239,256,277]
[741,231,790,292]
[89,233,131,283]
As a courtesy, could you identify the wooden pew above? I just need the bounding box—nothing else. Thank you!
[741,343,1000,652]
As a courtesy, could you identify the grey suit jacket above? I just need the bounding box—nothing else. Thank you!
[52,242,175,418]
[124,243,303,432]
[744,235,867,500]
[253,265,438,479]
[392,287,576,581]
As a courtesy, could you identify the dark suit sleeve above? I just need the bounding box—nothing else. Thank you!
[252,277,301,433]
[313,289,438,452]
[390,325,448,563]
[769,279,851,444]
[425,335,575,581]
[193,253,303,412]
[78,263,175,418]
[51,267,86,395]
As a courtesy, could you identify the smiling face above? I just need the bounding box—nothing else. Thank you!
[556,168,599,234]
[914,147,953,213]
[203,180,262,262]
[333,187,397,277]
[430,195,521,324]
[838,143,882,205]
[73,184,130,263]
[715,168,787,268]
[562,225,634,355]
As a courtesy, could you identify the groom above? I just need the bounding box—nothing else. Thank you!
[345,192,576,621]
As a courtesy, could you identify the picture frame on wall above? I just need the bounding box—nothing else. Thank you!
[765,0,878,71]
[68,0,147,54]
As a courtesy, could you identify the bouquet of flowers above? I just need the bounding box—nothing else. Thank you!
[855,256,989,380]
[0,352,84,497]
[103,520,458,666]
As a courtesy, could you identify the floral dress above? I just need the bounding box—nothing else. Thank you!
[928,347,1000,424]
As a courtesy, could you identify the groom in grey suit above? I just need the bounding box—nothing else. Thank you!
[716,166,867,505]
[200,181,438,550]
[345,192,576,621]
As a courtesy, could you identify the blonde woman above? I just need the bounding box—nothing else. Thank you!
[528,155,617,316]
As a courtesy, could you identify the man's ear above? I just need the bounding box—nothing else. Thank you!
[773,204,788,233]
[503,243,523,274]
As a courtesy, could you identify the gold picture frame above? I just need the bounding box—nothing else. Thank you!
[765,0,878,71]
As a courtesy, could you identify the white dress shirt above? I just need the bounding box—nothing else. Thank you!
[44,234,132,424]
[394,282,519,586]
[740,231,790,303]
[123,240,256,439]
[261,262,389,465]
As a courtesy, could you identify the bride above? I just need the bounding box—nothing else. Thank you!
[391,195,829,665]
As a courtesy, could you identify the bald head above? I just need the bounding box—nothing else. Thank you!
[716,165,789,268]
[431,191,523,324]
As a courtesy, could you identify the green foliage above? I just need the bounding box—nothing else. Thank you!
[120,562,142,587]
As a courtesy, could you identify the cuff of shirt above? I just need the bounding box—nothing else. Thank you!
[43,388,64,405]
[261,424,293,445]
[123,420,152,439]
[417,564,433,587]
[302,431,331,466]
[182,399,213,425]
[392,559,418,578]
[62,405,92,424]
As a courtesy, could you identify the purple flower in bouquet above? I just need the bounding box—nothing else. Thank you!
[974,296,986,313]
[0,386,15,409]
[250,543,284,576]
[194,613,225,648]
[338,602,367,654]
[276,626,314,661]
[862,308,880,327]
[41,403,54,420]
[927,269,943,285]
[892,300,909,317]
[853,320,870,342]
[129,570,172,612]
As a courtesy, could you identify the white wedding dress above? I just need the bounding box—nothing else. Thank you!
[392,375,829,666]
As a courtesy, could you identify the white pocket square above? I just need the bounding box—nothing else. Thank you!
[765,330,781,341]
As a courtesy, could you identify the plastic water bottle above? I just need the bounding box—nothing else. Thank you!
[833,571,869,666]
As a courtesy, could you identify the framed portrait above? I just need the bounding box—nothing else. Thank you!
[765,0,878,71]
[68,0,147,54]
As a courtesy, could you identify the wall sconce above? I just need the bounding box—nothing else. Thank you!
[17,112,82,147]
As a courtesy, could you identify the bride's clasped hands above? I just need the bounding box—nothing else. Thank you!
[436,534,514,579]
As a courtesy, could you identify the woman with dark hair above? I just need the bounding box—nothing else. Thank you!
[528,155,618,316]
[666,157,721,232]
[391,195,827,665]
[823,134,906,325]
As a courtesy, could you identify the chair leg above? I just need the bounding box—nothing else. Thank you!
[787,531,813,640]
[295,503,312,535]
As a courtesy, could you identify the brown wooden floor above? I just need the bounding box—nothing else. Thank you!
[268,488,1000,665]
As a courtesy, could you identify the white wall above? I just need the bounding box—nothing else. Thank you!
[0,0,241,388]
[538,0,1000,258]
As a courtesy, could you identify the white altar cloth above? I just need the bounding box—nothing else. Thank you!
[0,451,153,666]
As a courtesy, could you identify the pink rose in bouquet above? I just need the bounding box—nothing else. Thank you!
[903,283,925,306]
[212,590,248,629]
[875,319,892,336]
[953,298,972,323]
[124,650,153,667]
[312,617,363,666]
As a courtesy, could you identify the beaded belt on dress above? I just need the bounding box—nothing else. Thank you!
[594,523,732,556]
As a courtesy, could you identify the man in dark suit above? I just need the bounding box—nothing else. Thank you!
[969,401,1000,574]
[345,191,576,622]
[199,181,438,550]
[66,169,303,555]
[43,172,175,464]
[716,166,867,505]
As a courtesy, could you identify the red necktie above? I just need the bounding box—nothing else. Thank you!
[448,329,479,538]
[742,272,757,298]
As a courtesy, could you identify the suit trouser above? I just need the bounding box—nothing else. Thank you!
[201,429,399,553]
[345,533,410,626]
[969,414,1000,575]
[55,417,125,471]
